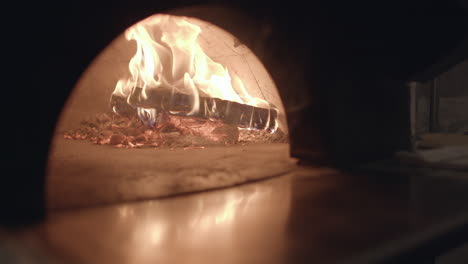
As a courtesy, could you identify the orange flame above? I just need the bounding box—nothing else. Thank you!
[113,14,276,131]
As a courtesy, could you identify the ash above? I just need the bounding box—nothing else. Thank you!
[64,112,287,148]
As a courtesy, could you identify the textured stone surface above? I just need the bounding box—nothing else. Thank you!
[47,139,295,209]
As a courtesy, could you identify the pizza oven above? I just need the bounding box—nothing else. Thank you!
[47,8,295,209]
[4,0,468,224]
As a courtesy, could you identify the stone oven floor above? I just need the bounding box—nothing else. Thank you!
[47,138,295,209]
[3,166,468,263]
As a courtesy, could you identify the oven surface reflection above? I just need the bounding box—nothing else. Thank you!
[44,175,292,264]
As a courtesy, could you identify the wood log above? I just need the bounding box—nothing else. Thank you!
[110,87,278,132]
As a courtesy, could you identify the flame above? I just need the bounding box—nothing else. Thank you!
[112,14,276,131]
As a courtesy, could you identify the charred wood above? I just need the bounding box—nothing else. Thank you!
[110,87,278,132]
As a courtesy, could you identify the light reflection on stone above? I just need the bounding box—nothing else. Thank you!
[44,177,291,264]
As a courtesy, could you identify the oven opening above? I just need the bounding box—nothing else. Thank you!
[47,12,295,210]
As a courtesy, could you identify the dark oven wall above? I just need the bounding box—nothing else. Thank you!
[4,0,468,225]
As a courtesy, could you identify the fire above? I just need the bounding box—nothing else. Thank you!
[112,14,277,132]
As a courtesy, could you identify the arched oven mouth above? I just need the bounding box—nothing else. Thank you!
[47,8,296,210]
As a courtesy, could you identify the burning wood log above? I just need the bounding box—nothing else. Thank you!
[110,87,278,132]
[64,87,285,149]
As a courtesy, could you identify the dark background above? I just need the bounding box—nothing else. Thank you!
[2,0,468,225]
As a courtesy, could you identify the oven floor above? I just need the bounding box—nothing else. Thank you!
[47,138,295,209]
[3,166,468,263]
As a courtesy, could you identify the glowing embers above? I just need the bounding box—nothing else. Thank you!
[63,112,284,148]
[64,14,287,147]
